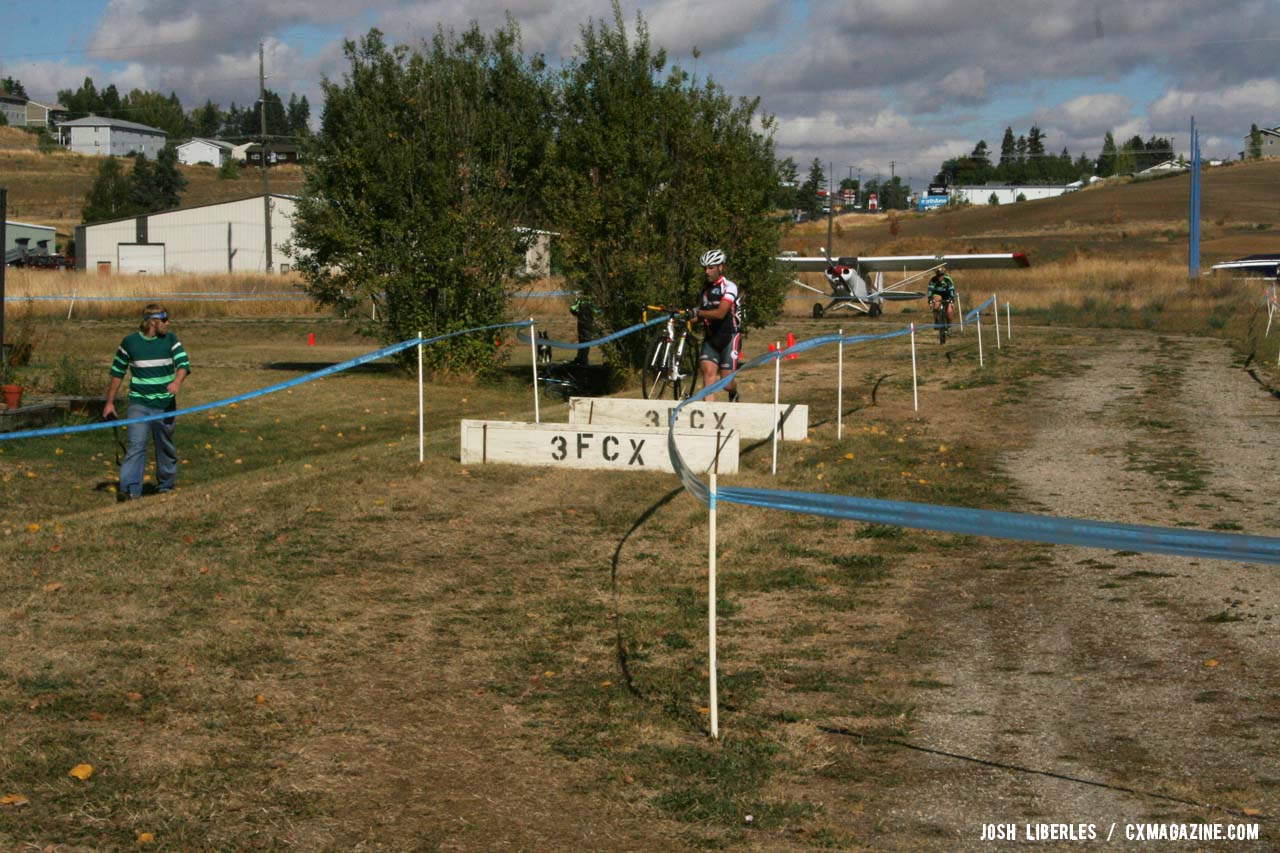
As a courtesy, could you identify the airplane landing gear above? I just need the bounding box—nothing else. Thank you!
[812,303,825,319]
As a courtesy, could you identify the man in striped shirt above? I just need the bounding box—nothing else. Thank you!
[103,303,192,500]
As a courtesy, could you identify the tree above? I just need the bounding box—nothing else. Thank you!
[547,3,785,368]
[774,156,799,209]
[800,158,827,218]
[192,100,223,138]
[988,192,1000,206]
[82,157,136,223]
[153,144,187,209]
[1026,126,1046,179]
[121,89,191,137]
[1,77,26,99]
[241,90,287,139]
[286,94,311,138]
[1247,124,1263,160]
[1097,131,1117,177]
[291,24,553,372]
[998,127,1016,171]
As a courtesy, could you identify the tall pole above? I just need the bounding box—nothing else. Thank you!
[259,41,273,273]
[825,161,834,254]
[1188,116,1200,280]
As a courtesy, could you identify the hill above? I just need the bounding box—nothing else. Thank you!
[782,158,1280,267]
[0,126,304,245]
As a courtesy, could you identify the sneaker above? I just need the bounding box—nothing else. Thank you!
[728,388,740,403]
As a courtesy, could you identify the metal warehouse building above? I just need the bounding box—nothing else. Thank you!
[5,220,58,264]
[75,195,297,275]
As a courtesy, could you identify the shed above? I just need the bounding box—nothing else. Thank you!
[951,184,1075,206]
[177,138,234,167]
[242,142,300,167]
[4,220,58,264]
[74,195,298,274]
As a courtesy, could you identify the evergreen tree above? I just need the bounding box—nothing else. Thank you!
[800,158,827,218]
[775,156,799,209]
[193,100,223,138]
[128,154,159,211]
[1,77,27,98]
[286,93,311,137]
[81,157,136,223]
[1026,126,1046,179]
[153,144,187,209]
[1097,131,1117,177]
[1247,124,1262,160]
[998,127,1016,171]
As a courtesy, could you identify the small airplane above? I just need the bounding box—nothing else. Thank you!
[777,251,1031,318]
[1210,254,1280,279]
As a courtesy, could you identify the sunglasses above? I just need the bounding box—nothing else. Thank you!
[146,313,170,321]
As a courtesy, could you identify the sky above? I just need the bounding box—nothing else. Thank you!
[2,0,1279,190]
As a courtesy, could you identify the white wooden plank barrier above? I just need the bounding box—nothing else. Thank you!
[567,397,807,441]
[460,420,739,474]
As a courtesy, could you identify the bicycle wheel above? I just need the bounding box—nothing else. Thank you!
[674,334,701,400]
[935,307,948,344]
[642,331,674,400]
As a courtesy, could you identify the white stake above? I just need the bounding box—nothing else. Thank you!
[708,472,719,740]
[529,317,540,423]
[836,328,844,440]
[977,310,985,368]
[956,292,965,332]
[772,342,781,475]
[67,287,78,320]
[993,294,1001,349]
[1006,301,1012,340]
[910,322,919,414]
[418,331,425,463]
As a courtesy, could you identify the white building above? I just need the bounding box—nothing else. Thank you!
[176,138,234,167]
[4,220,58,264]
[75,194,298,274]
[58,116,168,158]
[0,94,25,126]
[951,184,1076,206]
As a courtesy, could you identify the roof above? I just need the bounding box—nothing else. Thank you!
[59,115,168,135]
[179,137,234,150]
[4,220,56,231]
[79,194,300,228]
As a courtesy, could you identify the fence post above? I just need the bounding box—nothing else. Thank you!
[910,322,919,414]
[836,329,844,440]
[977,310,984,368]
[529,318,540,423]
[993,294,1001,349]
[708,472,719,739]
[418,331,425,463]
[771,342,781,476]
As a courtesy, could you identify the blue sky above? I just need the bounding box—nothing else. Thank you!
[2,0,1278,188]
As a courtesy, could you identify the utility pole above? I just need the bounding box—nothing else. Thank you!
[259,41,273,272]
[826,161,834,256]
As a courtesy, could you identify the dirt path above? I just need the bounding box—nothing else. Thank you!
[884,329,1279,848]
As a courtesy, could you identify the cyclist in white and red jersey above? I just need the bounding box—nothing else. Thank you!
[687,249,742,402]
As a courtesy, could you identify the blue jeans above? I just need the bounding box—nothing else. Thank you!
[121,403,178,497]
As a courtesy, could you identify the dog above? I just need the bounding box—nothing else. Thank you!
[536,330,553,365]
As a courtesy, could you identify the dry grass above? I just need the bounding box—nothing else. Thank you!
[5,269,320,319]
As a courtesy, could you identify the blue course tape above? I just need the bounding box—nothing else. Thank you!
[515,313,671,350]
[0,320,532,442]
[666,324,1280,566]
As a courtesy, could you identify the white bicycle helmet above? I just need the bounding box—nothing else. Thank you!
[699,249,726,267]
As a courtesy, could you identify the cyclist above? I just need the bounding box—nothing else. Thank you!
[927,264,958,325]
[688,249,742,402]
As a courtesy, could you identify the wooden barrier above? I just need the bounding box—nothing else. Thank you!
[459,420,739,474]
[567,397,808,441]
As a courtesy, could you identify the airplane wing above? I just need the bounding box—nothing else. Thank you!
[853,253,1030,272]
[776,253,1030,273]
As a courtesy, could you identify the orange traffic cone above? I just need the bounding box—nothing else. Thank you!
[784,332,798,359]
[768,342,778,353]
[308,332,315,346]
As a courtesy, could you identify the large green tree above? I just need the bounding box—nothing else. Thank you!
[1247,124,1263,160]
[547,4,785,367]
[291,25,553,371]
[81,157,136,223]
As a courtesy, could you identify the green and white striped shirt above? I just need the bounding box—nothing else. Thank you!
[110,331,192,408]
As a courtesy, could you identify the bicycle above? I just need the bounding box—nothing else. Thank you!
[640,305,701,400]
[931,299,953,344]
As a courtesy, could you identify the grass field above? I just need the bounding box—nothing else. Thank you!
[1,275,1276,847]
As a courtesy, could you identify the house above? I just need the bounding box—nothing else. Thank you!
[1243,126,1280,158]
[24,100,66,127]
[0,94,25,126]
[230,142,254,163]
[58,115,168,158]
[75,194,298,274]
[242,142,300,167]
[176,137,234,167]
